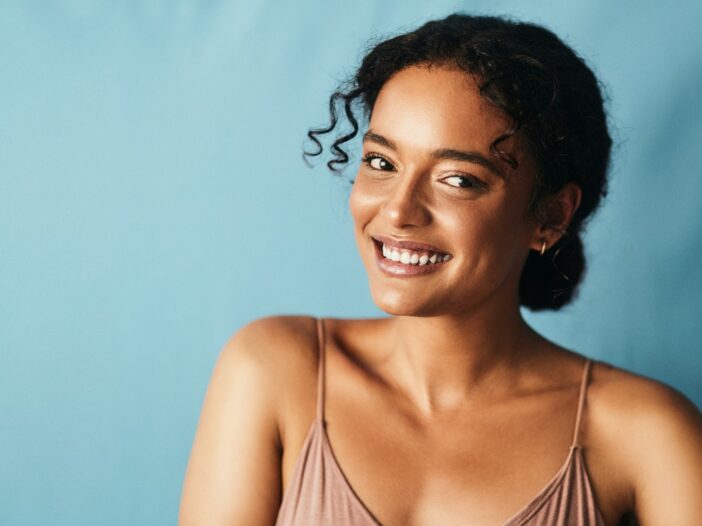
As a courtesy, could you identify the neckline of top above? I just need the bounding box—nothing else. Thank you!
[307,417,596,526]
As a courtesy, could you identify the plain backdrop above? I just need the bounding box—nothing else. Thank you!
[1,1,701,524]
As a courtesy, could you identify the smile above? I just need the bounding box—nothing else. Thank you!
[371,236,452,276]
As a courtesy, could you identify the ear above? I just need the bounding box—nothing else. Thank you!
[529,183,582,253]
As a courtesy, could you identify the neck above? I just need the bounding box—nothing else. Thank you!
[382,299,540,418]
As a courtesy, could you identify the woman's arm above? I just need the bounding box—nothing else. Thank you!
[625,381,702,524]
[178,318,287,525]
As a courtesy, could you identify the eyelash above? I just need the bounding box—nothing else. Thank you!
[360,153,487,191]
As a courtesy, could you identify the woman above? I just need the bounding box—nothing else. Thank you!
[179,14,702,525]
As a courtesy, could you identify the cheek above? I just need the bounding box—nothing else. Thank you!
[348,176,377,230]
[348,184,363,232]
[445,198,534,263]
[349,180,378,267]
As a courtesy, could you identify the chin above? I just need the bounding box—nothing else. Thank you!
[369,286,444,317]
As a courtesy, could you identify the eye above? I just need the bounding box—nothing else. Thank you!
[441,174,487,190]
[361,153,395,171]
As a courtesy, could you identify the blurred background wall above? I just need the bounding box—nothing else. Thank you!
[1,1,700,524]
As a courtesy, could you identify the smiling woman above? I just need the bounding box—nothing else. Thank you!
[349,66,576,316]
[178,13,702,526]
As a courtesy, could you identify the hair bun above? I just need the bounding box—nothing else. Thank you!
[519,233,585,311]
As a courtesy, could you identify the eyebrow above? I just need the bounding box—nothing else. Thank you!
[362,129,506,178]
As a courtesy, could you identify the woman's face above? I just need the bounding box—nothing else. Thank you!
[349,64,542,317]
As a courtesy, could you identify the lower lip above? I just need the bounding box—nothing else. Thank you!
[372,240,450,277]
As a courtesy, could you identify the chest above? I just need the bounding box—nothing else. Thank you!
[283,390,623,525]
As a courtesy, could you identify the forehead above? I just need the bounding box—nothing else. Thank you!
[369,65,511,154]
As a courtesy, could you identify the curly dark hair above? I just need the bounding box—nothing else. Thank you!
[304,13,612,311]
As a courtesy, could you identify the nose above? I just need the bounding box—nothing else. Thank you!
[381,167,432,228]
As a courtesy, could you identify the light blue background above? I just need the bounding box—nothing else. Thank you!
[1,1,700,524]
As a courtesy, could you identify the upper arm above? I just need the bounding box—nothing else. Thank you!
[624,382,702,525]
[179,316,298,526]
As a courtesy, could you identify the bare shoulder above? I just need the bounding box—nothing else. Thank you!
[220,314,321,406]
[178,315,320,526]
[588,360,702,521]
[588,360,702,440]
[222,314,319,372]
[221,315,321,432]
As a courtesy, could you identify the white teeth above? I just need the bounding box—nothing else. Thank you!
[380,242,450,266]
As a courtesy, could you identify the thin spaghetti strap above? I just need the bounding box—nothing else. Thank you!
[315,317,326,423]
[571,358,593,448]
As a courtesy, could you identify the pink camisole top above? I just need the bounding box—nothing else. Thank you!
[275,318,606,525]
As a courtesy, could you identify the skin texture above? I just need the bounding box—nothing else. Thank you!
[179,66,702,525]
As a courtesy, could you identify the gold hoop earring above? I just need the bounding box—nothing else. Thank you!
[540,240,547,256]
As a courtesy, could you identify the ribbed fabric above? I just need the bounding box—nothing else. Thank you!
[275,318,606,525]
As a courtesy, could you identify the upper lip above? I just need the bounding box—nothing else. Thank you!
[371,234,450,255]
